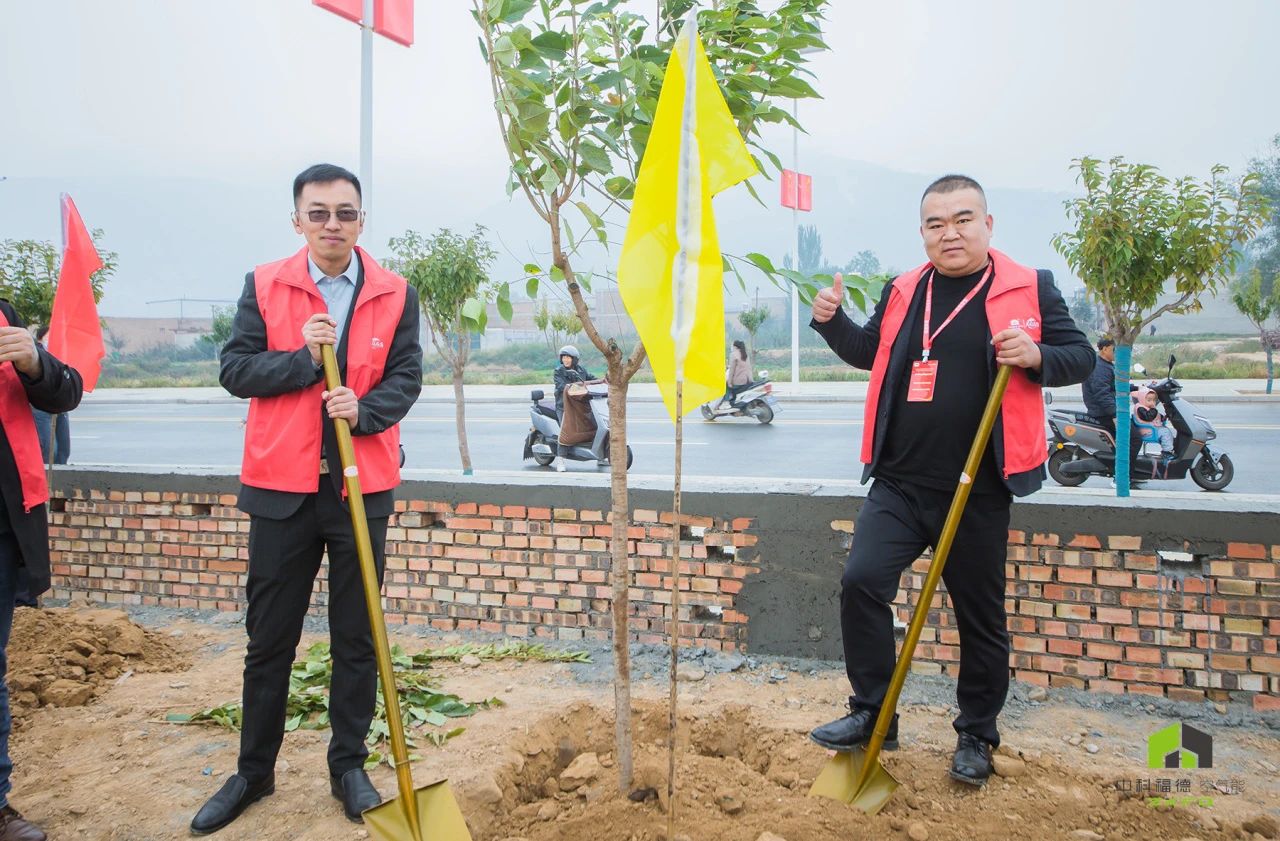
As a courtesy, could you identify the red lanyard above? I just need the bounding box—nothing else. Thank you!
[921,264,993,361]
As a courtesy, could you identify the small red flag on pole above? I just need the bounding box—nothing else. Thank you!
[313,0,362,23]
[47,195,105,392]
[374,0,413,46]
[797,173,813,212]
[780,168,798,209]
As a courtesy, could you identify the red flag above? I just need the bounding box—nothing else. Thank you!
[47,195,105,392]
[374,0,413,46]
[780,168,798,209]
[797,173,813,212]
[313,0,362,23]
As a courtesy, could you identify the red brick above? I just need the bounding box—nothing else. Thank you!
[1227,542,1267,560]
[1254,694,1280,712]
[1108,535,1141,551]
[1096,607,1133,625]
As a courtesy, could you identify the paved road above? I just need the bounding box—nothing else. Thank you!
[60,397,1280,495]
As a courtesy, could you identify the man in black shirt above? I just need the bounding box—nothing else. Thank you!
[808,175,1094,785]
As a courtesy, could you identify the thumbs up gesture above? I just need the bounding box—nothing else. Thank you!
[811,272,844,324]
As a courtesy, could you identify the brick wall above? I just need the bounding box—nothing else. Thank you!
[48,488,758,652]
[44,471,1279,713]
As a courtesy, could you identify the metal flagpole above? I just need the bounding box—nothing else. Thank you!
[790,98,800,386]
[360,0,374,231]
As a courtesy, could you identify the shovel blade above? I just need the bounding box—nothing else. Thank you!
[363,780,472,841]
[808,748,900,815]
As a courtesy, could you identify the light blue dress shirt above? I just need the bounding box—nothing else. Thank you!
[307,251,358,344]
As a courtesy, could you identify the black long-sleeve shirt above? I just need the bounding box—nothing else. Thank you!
[812,264,1095,497]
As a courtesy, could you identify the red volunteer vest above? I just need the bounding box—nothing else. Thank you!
[0,310,49,512]
[861,249,1046,479]
[240,247,407,494]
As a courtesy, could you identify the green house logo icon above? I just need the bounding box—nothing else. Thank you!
[1148,722,1213,769]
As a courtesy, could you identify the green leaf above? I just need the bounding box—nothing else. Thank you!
[493,34,518,67]
[501,0,535,23]
[497,283,514,322]
[744,252,776,275]
[523,262,542,274]
[575,201,607,245]
[605,176,634,200]
[577,141,612,175]
[525,275,540,298]
[550,265,565,283]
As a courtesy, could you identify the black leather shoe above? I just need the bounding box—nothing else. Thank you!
[331,768,382,822]
[809,699,898,752]
[190,773,275,835]
[949,732,994,786]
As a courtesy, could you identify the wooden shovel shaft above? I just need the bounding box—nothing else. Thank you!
[321,345,424,841]
[854,365,1013,794]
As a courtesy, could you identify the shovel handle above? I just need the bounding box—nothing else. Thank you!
[321,345,424,839]
[855,365,1013,790]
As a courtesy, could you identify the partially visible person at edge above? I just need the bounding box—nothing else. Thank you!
[0,298,83,841]
[716,339,752,409]
[551,344,593,473]
[189,164,422,835]
[807,175,1094,787]
[30,326,70,466]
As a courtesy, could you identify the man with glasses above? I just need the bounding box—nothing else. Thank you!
[190,164,422,834]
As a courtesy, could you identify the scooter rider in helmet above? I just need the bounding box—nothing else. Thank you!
[552,345,594,472]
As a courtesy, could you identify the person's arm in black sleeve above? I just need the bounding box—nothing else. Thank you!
[1028,272,1096,388]
[1,301,83,414]
[218,273,322,398]
[353,285,423,436]
[808,280,890,371]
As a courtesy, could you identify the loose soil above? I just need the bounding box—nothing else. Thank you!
[5,612,1277,841]
[7,606,186,719]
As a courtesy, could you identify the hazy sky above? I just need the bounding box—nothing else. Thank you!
[3,0,1277,314]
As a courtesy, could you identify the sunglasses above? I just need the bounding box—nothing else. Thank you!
[299,208,362,224]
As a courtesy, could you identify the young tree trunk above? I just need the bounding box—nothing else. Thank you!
[453,362,472,474]
[605,368,634,792]
[1267,345,1274,396]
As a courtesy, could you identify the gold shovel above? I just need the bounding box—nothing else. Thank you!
[321,345,472,841]
[810,365,1012,814]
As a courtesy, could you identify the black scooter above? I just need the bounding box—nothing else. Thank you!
[1045,355,1233,491]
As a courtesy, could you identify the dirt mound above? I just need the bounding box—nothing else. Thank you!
[464,703,1230,841]
[7,607,187,718]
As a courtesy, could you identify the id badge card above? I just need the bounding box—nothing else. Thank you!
[907,359,938,402]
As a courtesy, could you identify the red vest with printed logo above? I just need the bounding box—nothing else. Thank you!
[861,249,1046,479]
[0,310,48,512]
[240,246,406,494]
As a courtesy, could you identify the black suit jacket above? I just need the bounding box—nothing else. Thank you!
[812,268,1095,497]
[218,255,423,520]
[0,300,84,595]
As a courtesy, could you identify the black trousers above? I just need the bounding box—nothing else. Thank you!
[237,480,388,782]
[841,477,1011,746]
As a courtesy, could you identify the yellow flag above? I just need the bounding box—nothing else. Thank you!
[617,19,757,423]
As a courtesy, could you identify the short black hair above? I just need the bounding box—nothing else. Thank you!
[36,324,49,341]
[1097,337,1115,350]
[921,174,987,208]
[293,164,361,205]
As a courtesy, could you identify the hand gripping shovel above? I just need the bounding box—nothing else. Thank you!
[810,365,1013,815]
[321,345,472,841]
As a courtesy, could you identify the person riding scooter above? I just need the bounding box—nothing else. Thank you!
[713,340,753,411]
[553,345,594,471]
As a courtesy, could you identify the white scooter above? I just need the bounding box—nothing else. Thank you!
[523,381,634,470]
[700,371,779,424]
